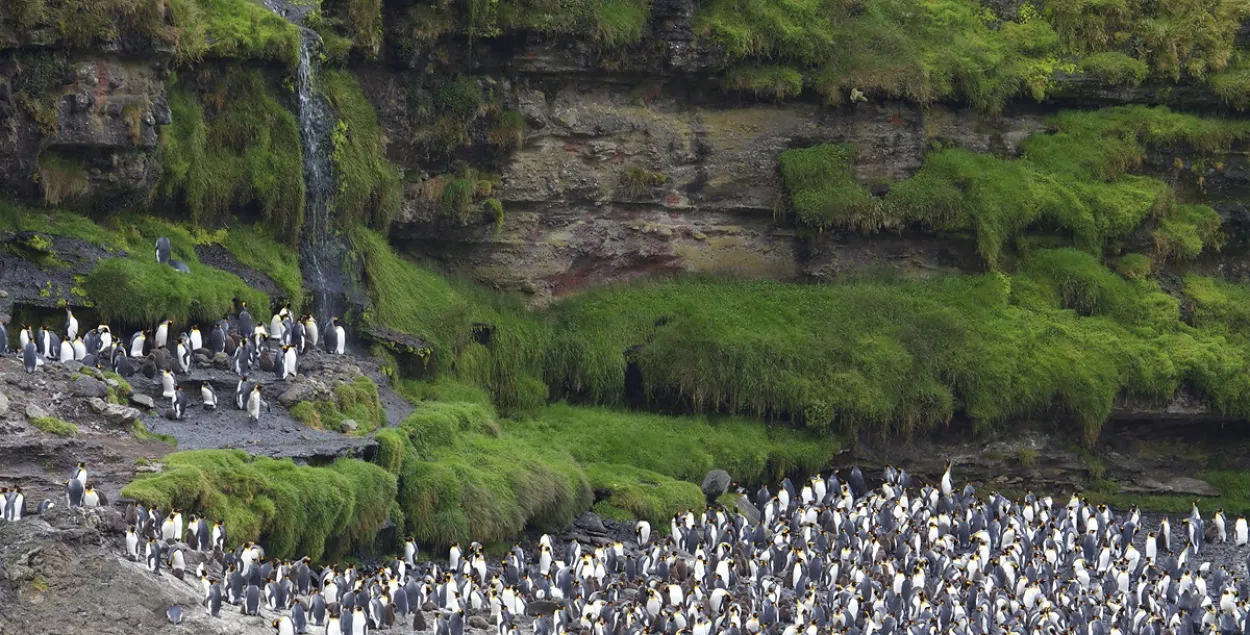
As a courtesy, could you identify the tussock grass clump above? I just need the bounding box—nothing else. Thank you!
[30,416,77,437]
[723,65,804,100]
[350,228,550,411]
[84,257,266,325]
[1079,52,1149,86]
[289,376,386,434]
[396,0,649,50]
[321,71,403,231]
[587,463,704,527]
[37,153,88,206]
[121,450,396,560]
[159,70,305,243]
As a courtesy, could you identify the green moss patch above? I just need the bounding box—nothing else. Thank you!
[121,450,396,560]
[84,255,267,325]
[587,464,705,527]
[30,416,77,437]
[785,106,1243,267]
[291,376,387,434]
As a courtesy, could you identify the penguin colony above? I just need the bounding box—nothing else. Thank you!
[0,236,350,426]
[14,460,1250,634]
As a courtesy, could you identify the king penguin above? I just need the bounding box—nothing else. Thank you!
[130,330,147,357]
[172,385,190,420]
[303,315,319,349]
[202,382,217,411]
[22,341,39,373]
[65,308,78,341]
[235,377,250,410]
[65,478,84,508]
[237,301,253,338]
[327,317,346,355]
[162,369,176,399]
[0,320,7,355]
[270,311,286,343]
[72,336,86,360]
[283,345,297,380]
[156,236,171,265]
[190,325,203,351]
[155,319,173,350]
[248,384,264,424]
[58,337,73,363]
[210,322,226,354]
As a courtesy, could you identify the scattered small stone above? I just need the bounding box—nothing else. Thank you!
[24,404,49,419]
[71,376,109,399]
[130,394,155,410]
[693,231,708,241]
[339,419,358,433]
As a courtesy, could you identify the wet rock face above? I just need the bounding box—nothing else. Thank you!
[0,54,167,210]
[374,73,1027,301]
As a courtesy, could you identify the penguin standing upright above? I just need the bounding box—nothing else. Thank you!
[0,320,8,355]
[232,342,251,375]
[130,330,147,357]
[65,478,84,507]
[247,385,264,424]
[155,319,172,349]
[162,369,176,399]
[72,337,86,360]
[283,345,297,380]
[202,382,217,411]
[58,338,73,363]
[175,336,190,373]
[210,323,226,354]
[172,386,190,420]
[156,236,171,265]
[290,319,305,354]
[303,315,319,349]
[190,326,203,351]
[22,341,39,373]
[237,302,253,338]
[19,325,31,350]
[270,312,285,343]
[327,318,345,355]
[65,308,78,341]
[273,347,285,380]
[235,378,250,410]
[97,326,111,352]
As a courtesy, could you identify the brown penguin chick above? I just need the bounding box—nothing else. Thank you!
[224,333,239,356]
[142,354,157,379]
[259,347,275,372]
[413,610,427,631]
[152,347,173,371]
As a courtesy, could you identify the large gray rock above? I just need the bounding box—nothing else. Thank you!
[71,375,109,399]
[86,398,142,426]
[278,381,320,408]
[130,394,155,410]
[701,469,731,503]
[24,403,49,419]
[0,391,9,416]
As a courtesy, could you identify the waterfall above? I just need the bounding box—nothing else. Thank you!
[293,28,341,326]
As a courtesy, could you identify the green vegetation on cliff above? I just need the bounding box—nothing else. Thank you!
[321,70,403,231]
[159,70,306,244]
[122,450,396,560]
[0,0,300,66]
[782,106,1242,266]
[289,375,387,433]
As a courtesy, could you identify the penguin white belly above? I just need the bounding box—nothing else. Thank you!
[162,373,176,399]
[73,340,86,360]
[58,341,73,362]
[334,326,346,354]
[190,331,202,351]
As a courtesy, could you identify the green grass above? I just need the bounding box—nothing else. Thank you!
[785,106,1245,267]
[159,70,305,244]
[121,451,396,560]
[37,153,88,206]
[1085,470,1250,517]
[544,250,1250,443]
[84,252,267,326]
[131,421,177,447]
[291,376,387,434]
[0,0,300,66]
[30,416,77,437]
[723,64,804,100]
[350,227,550,411]
[696,0,1060,113]
[321,70,403,231]
[219,226,304,310]
[587,463,705,527]
[1079,52,1149,86]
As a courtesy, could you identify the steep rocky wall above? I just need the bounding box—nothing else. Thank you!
[0,52,169,210]
[365,65,1041,299]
